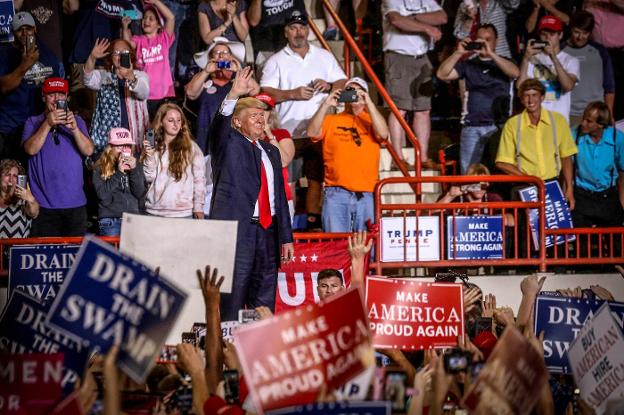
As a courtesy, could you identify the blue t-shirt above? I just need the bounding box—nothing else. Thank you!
[573,126,624,192]
[69,0,143,64]
[21,113,90,209]
[455,56,514,126]
[0,41,64,134]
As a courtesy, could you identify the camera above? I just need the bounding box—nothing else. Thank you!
[56,99,68,111]
[26,35,36,53]
[337,88,358,103]
[443,349,472,373]
[460,183,484,193]
[238,309,260,324]
[384,370,407,412]
[465,41,483,51]
[217,60,231,70]
[145,129,155,147]
[120,52,131,69]
[223,370,240,404]
[181,331,196,346]
[17,175,27,189]
[532,41,548,50]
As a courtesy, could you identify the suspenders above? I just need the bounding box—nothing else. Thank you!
[515,110,559,173]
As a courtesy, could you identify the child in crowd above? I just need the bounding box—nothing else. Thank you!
[122,0,176,118]
[143,103,206,218]
[92,128,145,237]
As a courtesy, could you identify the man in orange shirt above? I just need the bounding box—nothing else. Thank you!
[307,77,390,232]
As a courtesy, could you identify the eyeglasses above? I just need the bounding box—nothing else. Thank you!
[112,50,130,55]
[212,50,231,57]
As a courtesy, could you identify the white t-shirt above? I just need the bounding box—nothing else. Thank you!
[382,0,442,56]
[260,44,347,138]
[526,50,580,122]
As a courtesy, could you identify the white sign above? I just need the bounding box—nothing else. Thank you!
[568,303,624,414]
[380,216,440,262]
[119,213,237,343]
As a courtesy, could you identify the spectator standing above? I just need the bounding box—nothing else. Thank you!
[0,159,39,238]
[496,79,577,205]
[562,11,615,127]
[93,128,145,236]
[572,101,624,227]
[307,77,390,232]
[84,38,150,155]
[198,0,249,45]
[21,77,94,237]
[247,0,306,58]
[143,103,206,218]
[382,0,447,168]
[260,10,346,230]
[517,15,580,122]
[453,0,520,58]
[0,12,64,162]
[437,24,519,173]
[14,0,63,61]
[122,0,177,118]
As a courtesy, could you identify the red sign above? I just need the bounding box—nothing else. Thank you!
[461,327,548,415]
[366,277,464,349]
[275,241,352,313]
[0,353,64,415]
[235,288,371,414]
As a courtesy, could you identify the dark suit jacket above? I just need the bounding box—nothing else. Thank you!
[208,108,294,262]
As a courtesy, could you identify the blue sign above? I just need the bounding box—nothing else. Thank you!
[9,245,80,303]
[0,0,14,43]
[446,216,504,259]
[267,402,391,415]
[518,180,575,249]
[0,290,90,391]
[533,295,624,373]
[45,236,188,382]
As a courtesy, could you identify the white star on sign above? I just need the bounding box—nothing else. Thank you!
[300,254,307,262]
[311,254,318,262]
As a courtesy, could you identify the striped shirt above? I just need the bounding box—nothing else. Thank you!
[0,205,32,238]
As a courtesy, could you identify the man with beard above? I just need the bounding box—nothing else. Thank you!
[260,10,347,230]
[0,159,39,238]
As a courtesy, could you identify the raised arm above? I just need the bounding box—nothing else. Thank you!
[306,90,338,139]
[197,266,225,394]
[147,0,176,35]
[120,17,137,50]
[247,0,262,26]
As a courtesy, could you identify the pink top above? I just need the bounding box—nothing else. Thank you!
[585,0,624,48]
[132,31,176,100]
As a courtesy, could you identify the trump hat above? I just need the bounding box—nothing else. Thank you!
[253,93,276,109]
[42,77,68,95]
[109,128,134,146]
[538,15,563,32]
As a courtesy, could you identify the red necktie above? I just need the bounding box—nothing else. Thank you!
[254,141,272,229]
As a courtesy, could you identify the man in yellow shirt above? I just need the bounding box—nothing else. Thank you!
[307,77,390,232]
[496,79,578,208]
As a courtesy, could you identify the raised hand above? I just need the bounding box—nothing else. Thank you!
[90,38,111,60]
[348,231,373,261]
[197,265,225,311]
[228,66,254,98]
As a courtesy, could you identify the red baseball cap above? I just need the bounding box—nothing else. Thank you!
[473,331,498,359]
[538,15,563,32]
[253,93,275,109]
[42,77,68,95]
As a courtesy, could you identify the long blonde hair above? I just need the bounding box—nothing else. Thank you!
[152,103,194,182]
[95,146,119,180]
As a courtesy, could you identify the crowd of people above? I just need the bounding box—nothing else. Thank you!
[1,0,624,413]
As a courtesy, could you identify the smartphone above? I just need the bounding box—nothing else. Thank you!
[157,345,178,363]
[238,309,260,324]
[223,370,240,404]
[465,41,483,51]
[470,361,485,378]
[473,317,493,337]
[217,60,231,69]
[145,129,155,147]
[26,35,36,52]
[121,8,142,20]
[384,371,407,412]
[460,183,483,193]
[444,349,472,374]
[56,99,68,111]
[181,332,196,346]
[337,88,358,103]
[532,41,548,49]
[192,322,206,333]
[120,52,131,69]
[17,175,27,188]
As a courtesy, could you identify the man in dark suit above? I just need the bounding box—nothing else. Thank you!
[209,67,295,321]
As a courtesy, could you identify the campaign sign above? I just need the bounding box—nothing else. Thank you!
[366,277,464,349]
[518,180,575,249]
[45,236,188,382]
[446,216,504,260]
[568,303,624,414]
[276,240,352,312]
[0,353,64,415]
[534,295,624,373]
[461,327,549,415]
[380,216,440,262]
[0,290,89,391]
[8,245,80,303]
[234,288,372,414]
[267,401,391,415]
[0,0,14,43]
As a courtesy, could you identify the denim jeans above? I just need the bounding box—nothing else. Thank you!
[161,0,194,75]
[322,187,374,232]
[98,217,122,237]
[459,125,498,174]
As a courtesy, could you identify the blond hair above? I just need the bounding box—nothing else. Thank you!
[94,146,120,180]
